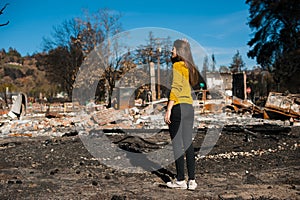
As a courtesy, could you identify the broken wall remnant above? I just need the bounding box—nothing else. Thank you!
[8,93,27,119]
[264,92,300,120]
[221,72,233,97]
[205,72,232,96]
[206,72,224,91]
[114,87,135,110]
[28,102,81,114]
[232,72,247,100]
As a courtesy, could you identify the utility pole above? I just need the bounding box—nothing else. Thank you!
[153,38,165,100]
[157,47,161,99]
[150,62,156,101]
[148,36,171,100]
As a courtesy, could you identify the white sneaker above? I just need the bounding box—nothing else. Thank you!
[8,111,17,119]
[188,180,197,190]
[166,180,187,189]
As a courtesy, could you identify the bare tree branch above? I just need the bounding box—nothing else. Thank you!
[0,3,9,26]
[0,20,9,26]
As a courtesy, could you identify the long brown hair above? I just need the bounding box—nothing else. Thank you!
[173,39,200,87]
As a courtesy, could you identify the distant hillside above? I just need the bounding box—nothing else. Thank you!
[0,49,51,98]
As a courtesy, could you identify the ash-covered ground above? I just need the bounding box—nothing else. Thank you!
[0,125,299,200]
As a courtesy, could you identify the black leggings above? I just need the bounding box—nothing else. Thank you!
[169,103,195,181]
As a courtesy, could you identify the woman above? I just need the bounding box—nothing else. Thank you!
[164,39,199,190]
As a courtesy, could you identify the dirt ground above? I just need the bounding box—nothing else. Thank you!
[0,125,299,200]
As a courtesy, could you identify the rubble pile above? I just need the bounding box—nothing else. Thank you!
[0,114,77,137]
[0,102,297,139]
[0,106,289,136]
[0,101,168,137]
[1,91,299,139]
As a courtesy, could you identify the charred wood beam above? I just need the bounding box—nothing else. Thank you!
[112,135,168,146]
[244,128,258,138]
[223,124,291,134]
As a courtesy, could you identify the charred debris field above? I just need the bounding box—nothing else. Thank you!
[0,125,299,200]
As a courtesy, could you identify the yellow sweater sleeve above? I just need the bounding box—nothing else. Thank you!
[169,61,193,105]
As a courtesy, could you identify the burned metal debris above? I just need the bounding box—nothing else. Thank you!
[263,92,300,121]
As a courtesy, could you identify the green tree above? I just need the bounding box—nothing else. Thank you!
[7,47,22,63]
[246,66,274,102]
[45,44,83,97]
[202,55,209,82]
[0,82,15,109]
[229,50,245,73]
[246,0,300,92]
[211,53,216,72]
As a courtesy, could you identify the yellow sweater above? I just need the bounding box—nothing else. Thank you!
[169,61,193,105]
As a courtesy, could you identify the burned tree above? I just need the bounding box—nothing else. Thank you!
[42,19,83,98]
[74,8,124,106]
[63,8,131,107]
[0,3,9,27]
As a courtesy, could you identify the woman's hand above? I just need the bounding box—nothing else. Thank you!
[164,110,171,124]
[165,100,174,124]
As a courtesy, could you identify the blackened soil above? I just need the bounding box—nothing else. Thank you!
[0,126,299,200]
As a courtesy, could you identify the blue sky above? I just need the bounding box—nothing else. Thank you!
[0,0,257,68]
